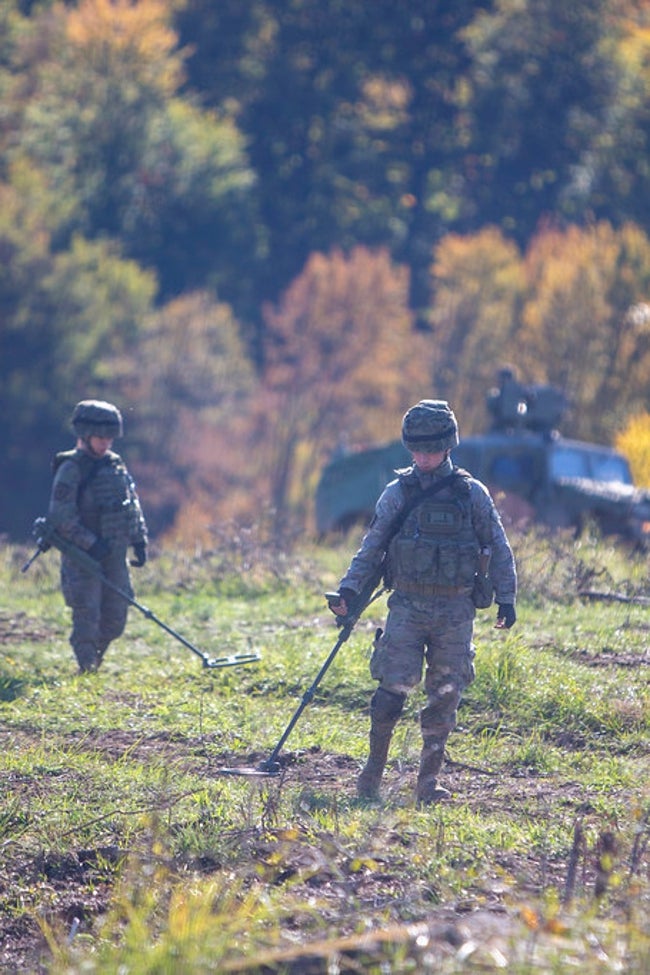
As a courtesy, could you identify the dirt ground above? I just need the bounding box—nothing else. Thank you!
[1,725,623,974]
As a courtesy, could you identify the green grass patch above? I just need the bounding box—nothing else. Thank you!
[1,528,649,973]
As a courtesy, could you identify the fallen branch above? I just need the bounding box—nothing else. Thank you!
[578,590,650,606]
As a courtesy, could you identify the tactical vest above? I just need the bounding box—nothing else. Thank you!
[386,470,480,596]
[53,449,142,541]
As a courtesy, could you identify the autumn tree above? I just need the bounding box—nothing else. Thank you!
[114,290,256,540]
[10,0,257,309]
[254,246,430,533]
[518,221,650,441]
[427,227,526,432]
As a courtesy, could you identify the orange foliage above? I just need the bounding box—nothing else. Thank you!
[427,221,650,444]
[117,291,257,540]
[65,0,183,94]
[120,229,650,543]
[257,246,430,531]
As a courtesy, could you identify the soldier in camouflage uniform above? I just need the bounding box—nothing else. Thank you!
[48,400,148,673]
[329,400,517,805]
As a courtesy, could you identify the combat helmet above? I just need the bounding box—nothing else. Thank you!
[401,400,459,453]
[71,400,123,439]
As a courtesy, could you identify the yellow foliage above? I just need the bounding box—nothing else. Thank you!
[519,221,650,441]
[428,227,525,432]
[65,0,183,94]
[615,412,650,487]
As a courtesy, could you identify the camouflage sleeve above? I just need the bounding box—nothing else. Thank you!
[338,479,406,594]
[470,480,517,604]
[126,472,148,545]
[48,460,96,550]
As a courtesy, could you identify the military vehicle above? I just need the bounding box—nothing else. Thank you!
[315,373,650,548]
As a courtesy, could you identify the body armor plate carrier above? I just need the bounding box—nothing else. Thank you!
[386,471,479,597]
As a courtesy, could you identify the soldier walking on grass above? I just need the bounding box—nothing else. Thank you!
[48,400,148,673]
[328,400,517,805]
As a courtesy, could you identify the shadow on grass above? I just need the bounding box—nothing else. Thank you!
[0,674,26,702]
[0,670,61,702]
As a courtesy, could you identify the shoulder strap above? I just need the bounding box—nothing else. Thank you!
[52,450,106,503]
[52,449,79,475]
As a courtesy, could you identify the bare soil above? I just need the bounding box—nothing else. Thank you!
[2,726,631,974]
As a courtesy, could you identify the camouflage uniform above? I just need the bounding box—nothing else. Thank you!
[49,402,148,673]
[336,401,517,804]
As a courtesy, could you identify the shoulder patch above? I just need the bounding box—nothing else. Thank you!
[53,481,74,502]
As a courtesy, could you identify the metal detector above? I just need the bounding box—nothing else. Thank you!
[218,578,386,777]
[23,518,260,671]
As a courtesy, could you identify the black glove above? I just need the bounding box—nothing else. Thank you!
[326,587,357,617]
[88,537,111,561]
[496,603,516,629]
[339,587,357,610]
[32,517,53,552]
[130,542,147,567]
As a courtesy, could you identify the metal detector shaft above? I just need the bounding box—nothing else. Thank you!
[98,574,216,667]
[259,580,385,773]
[27,518,257,670]
[260,623,353,771]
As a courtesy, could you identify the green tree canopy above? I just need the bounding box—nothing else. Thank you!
[0,165,157,532]
[460,0,618,239]
[7,0,258,312]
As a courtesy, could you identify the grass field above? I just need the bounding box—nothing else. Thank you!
[1,524,649,973]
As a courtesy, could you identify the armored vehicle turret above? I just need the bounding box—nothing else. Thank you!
[315,373,650,547]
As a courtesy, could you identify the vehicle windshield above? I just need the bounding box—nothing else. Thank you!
[550,444,632,485]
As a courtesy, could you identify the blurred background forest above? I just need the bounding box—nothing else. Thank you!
[3,0,650,544]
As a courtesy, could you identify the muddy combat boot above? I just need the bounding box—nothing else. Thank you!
[416,735,450,806]
[357,687,406,800]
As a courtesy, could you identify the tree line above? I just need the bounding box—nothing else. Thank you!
[2,0,650,542]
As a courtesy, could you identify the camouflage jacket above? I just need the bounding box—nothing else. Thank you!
[339,456,517,605]
[48,447,148,552]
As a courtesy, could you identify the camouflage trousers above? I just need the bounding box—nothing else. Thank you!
[61,548,133,671]
[369,591,476,740]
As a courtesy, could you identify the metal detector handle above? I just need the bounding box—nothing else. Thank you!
[21,544,47,573]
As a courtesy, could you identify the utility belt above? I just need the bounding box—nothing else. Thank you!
[394,581,471,598]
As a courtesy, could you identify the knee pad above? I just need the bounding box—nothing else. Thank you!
[371,686,406,722]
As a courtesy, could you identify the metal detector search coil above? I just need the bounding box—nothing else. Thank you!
[203,652,261,670]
